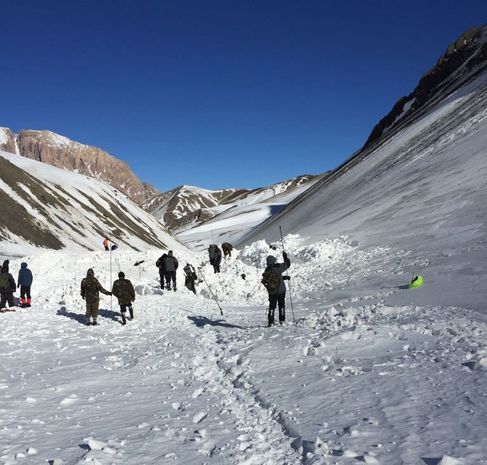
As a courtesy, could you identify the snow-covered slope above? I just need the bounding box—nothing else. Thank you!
[146,176,319,238]
[178,174,325,249]
[0,150,183,256]
[0,128,160,206]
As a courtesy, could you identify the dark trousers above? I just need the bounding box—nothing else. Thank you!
[164,271,177,289]
[0,288,14,308]
[185,276,196,294]
[20,286,31,299]
[212,262,221,273]
[159,272,166,289]
[268,293,286,325]
[120,304,133,324]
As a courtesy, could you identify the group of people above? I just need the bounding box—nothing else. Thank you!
[0,260,33,310]
[2,238,291,329]
[80,269,135,326]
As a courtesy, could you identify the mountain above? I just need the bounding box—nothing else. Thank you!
[0,128,159,206]
[143,185,249,232]
[145,175,321,247]
[0,150,183,256]
[176,174,325,248]
[241,25,487,253]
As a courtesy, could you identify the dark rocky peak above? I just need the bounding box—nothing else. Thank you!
[364,24,487,149]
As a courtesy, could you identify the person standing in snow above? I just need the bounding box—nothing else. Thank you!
[161,251,178,291]
[183,263,197,294]
[103,238,109,252]
[17,262,33,308]
[111,271,135,325]
[80,268,111,326]
[212,245,222,273]
[156,252,168,290]
[208,244,215,267]
[222,242,233,258]
[261,252,291,326]
[0,265,16,310]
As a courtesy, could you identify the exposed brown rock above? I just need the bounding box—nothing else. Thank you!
[1,129,159,206]
[0,128,18,154]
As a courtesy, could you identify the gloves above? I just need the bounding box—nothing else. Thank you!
[282,252,288,259]
[283,275,291,281]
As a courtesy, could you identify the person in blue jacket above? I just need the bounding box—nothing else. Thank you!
[18,262,33,308]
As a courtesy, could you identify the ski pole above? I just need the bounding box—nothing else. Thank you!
[199,268,223,316]
[279,225,295,323]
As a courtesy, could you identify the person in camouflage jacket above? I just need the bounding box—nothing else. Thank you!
[80,268,111,326]
[111,271,136,325]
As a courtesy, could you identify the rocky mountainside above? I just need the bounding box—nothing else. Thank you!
[240,24,487,248]
[0,150,183,255]
[145,175,318,234]
[0,128,159,206]
[364,26,487,149]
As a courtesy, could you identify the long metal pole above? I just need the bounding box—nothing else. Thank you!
[279,225,295,322]
[199,269,223,316]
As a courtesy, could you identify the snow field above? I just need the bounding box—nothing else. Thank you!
[1,234,486,464]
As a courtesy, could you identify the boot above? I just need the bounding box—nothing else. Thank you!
[92,319,98,326]
[279,309,286,325]
[20,298,26,308]
[26,298,31,308]
[267,311,274,327]
[129,306,134,320]
[121,312,126,325]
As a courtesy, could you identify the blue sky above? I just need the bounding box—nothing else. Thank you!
[1,0,486,191]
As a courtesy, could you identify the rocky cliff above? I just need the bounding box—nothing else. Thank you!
[0,128,159,206]
[364,25,487,148]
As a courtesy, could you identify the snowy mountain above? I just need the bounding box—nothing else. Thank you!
[0,150,183,256]
[143,185,249,232]
[0,128,159,206]
[2,25,487,465]
[177,174,325,249]
[146,175,320,242]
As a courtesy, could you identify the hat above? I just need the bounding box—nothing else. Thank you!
[266,255,277,266]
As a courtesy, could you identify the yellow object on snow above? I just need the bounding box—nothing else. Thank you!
[409,275,423,288]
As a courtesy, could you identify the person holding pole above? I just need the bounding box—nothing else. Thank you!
[261,251,291,326]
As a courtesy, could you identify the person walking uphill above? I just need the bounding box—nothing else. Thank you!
[261,252,291,326]
[80,268,111,326]
[17,262,33,308]
[0,265,16,310]
[161,251,178,291]
[112,272,135,325]
[183,263,197,294]
[211,245,222,273]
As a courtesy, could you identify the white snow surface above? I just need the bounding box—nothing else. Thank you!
[1,231,486,464]
[0,150,183,255]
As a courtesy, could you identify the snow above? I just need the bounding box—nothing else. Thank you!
[1,225,487,464]
[1,42,487,465]
[0,127,10,145]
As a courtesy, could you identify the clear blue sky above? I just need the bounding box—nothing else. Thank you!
[1,0,486,191]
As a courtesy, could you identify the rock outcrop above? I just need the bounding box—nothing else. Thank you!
[364,25,487,148]
[0,128,159,206]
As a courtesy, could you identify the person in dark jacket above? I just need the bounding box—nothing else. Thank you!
[183,263,197,294]
[80,268,111,326]
[161,251,178,291]
[112,271,135,325]
[222,242,233,258]
[156,253,167,290]
[0,265,16,309]
[17,262,33,308]
[208,245,215,266]
[263,252,291,326]
[212,245,222,273]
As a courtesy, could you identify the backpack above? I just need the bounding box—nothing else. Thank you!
[261,268,279,292]
[0,273,9,289]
